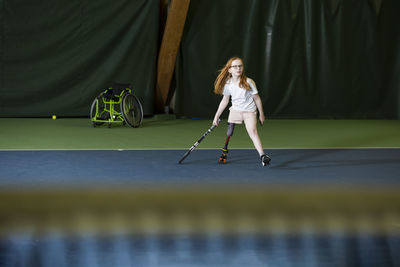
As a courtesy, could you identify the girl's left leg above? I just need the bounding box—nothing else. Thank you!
[244,114,271,166]
[244,115,264,156]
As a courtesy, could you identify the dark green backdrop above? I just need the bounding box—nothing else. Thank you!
[175,0,400,119]
[0,0,399,119]
[0,0,159,117]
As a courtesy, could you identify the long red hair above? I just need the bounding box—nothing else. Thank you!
[214,57,250,95]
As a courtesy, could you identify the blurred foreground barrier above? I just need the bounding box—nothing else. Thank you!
[0,187,399,235]
[0,188,399,266]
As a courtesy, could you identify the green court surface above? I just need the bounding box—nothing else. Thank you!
[1,117,400,150]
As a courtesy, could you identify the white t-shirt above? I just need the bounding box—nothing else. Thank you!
[223,78,258,112]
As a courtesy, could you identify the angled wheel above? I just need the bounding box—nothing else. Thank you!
[90,97,108,126]
[121,93,143,128]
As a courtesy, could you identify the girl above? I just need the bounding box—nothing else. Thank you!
[212,57,271,166]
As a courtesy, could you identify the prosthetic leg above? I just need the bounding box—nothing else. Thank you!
[218,123,235,164]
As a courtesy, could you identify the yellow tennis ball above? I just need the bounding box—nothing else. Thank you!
[52,115,57,120]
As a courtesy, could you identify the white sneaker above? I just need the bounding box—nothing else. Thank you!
[261,154,271,166]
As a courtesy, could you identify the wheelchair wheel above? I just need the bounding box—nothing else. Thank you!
[90,97,108,126]
[120,93,143,128]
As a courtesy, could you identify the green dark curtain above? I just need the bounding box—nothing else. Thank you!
[176,0,400,119]
[0,0,159,117]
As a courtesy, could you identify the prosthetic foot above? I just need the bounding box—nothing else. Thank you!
[218,148,228,164]
[261,154,271,166]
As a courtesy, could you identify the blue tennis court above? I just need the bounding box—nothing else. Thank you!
[1,148,399,188]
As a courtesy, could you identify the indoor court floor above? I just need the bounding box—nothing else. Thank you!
[0,117,399,266]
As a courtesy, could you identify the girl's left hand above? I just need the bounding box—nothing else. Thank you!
[259,114,265,125]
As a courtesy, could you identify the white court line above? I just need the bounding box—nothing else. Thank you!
[0,147,400,151]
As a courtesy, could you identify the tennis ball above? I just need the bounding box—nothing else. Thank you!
[52,115,57,120]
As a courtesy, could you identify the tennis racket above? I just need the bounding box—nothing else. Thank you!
[178,120,220,164]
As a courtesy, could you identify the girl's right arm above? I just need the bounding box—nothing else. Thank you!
[213,95,230,126]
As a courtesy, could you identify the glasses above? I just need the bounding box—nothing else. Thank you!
[230,65,243,69]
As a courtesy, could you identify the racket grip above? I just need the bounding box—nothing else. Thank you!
[212,119,221,128]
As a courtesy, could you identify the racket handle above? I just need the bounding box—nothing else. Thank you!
[212,119,221,128]
[178,120,219,164]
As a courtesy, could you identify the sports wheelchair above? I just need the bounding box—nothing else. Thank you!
[90,83,143,128]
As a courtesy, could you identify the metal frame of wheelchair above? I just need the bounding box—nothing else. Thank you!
[90,84,143,128]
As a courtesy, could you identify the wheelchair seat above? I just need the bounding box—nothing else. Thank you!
[103,83,130,101]
[90,83,143,128]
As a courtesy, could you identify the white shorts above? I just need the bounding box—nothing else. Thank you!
[228,108,257,124]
